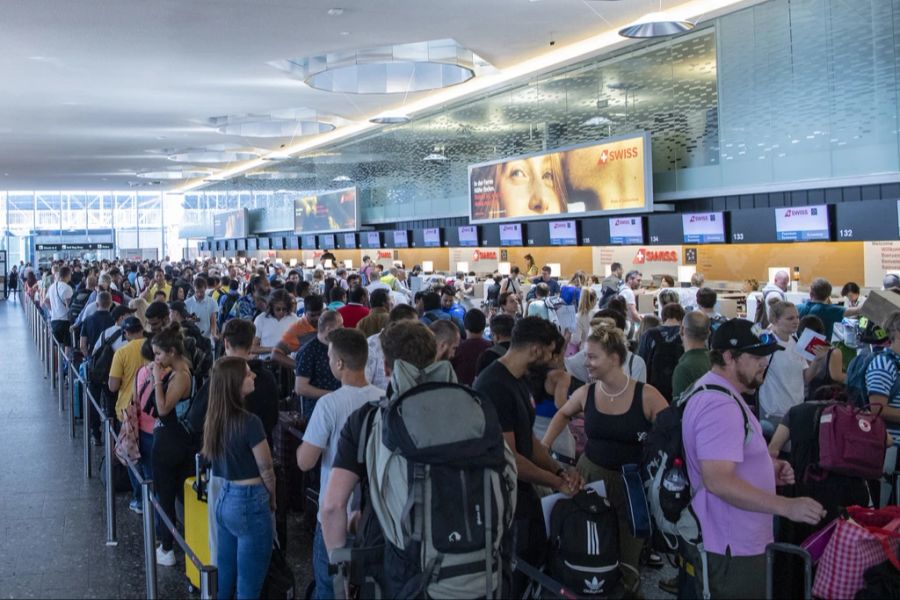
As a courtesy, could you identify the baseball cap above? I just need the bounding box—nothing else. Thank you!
[121,317,144,333]
[111,305,136,321]
[710,319,782,357]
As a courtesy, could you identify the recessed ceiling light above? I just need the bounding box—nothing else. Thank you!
[332,175,353,182]
[583,116,612,126]
[327,7,344,16]
[339,31,350,36]
[423,152,448,162]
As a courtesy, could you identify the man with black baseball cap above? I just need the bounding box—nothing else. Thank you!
[679,319,825,599]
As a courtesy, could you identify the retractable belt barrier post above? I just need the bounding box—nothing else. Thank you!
[25,302,223,597]
[103,419,118,546]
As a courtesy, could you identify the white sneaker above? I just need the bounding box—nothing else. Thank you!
[128,500,143,515]
[156,546,176,567]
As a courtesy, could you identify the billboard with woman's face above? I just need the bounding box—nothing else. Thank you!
[468,131,652,223]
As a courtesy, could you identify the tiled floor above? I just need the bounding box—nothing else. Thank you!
[0,297,314,599]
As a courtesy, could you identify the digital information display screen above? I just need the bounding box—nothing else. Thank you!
[775,205,829,241]
[549,220,578,246]
[608,217,644,245]
[293,187,358,234]
[499,223,522,246]
[682,212,725,243]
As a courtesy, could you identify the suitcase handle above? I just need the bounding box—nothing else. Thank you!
[766,542,812,600]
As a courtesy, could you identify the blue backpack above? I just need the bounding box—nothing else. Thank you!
[845,347,900,408]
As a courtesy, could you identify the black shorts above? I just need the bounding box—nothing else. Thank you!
[50,319,71,348]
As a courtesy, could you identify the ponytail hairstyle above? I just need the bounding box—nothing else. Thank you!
[586,317,628,366]
[202,357,250,460]
[577,287,598,316]
[768,300,796,324]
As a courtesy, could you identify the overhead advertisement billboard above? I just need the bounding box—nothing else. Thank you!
[293,187,358,234]
[214,208,250,239]
[468,131,652,223]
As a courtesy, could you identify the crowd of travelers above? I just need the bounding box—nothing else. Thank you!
[15,254,900,599]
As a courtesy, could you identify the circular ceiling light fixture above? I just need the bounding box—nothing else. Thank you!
[332,175,353,182]
[369,112,411,125]
[210,109,339,139]
[245,171,311,180]
[167,145,262,163]
[270,38,484,94]
[618,12,694,38]
[135,168,212,180]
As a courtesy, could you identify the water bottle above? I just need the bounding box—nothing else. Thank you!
[662,458,688,493]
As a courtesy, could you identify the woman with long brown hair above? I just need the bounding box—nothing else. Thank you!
[203,356,275,599]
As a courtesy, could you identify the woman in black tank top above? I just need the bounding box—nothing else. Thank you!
[542,320,668,595]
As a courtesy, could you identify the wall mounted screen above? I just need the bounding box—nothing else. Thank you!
[423,228,441,248]
[302,235,317,250]
[499,223,522,246]
[775,205,829,241]
[319,233,336,249]
[363,231,381,248]
[549,220,578,246]
[392,230,409,248]
[213,208,250,239]
[682,212,725,243]
[293,187,358,234]
[270,237,285,250]
[458,225,479,247]
[468,132,652,223]
[342,233,357,249]
[609,217,644,245]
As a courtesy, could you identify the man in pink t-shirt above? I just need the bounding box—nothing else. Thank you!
[682,319,825,599]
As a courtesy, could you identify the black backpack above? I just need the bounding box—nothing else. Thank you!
[547,487,621,597]
[646,330,684,402]
[89,328,124,386]
[597,285,619,309]
[67,288,93,323]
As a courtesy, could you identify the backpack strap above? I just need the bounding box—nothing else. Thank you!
[684,383,752,445]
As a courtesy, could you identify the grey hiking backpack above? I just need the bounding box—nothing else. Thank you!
[360,360,517,599]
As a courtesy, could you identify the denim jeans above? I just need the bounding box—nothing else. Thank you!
[128,431,155,503]
[313,523,334,600]
[215,482,273,600]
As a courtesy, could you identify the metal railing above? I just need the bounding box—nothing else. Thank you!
[23,293,218,600]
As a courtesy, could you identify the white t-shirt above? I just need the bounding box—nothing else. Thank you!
[253,313,299,356]
[302,383,384,522]
[365,333,389,390]
[185,295,219,336]
[47,281,73,321]
[758,335,807,419]
[619,286,637,320]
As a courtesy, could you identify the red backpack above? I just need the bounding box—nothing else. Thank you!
[817,404,888,480]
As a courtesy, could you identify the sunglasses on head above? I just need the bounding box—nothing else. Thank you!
[737,331,778,352]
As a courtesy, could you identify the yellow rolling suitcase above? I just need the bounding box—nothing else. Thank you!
[184,468,211,590]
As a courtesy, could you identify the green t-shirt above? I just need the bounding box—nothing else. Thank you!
[672,348,712,400]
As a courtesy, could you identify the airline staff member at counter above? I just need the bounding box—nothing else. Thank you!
[531,265,560,296]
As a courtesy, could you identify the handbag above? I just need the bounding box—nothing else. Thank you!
[812,505,900,599]
[800,518,837,564]
[261,539,296,599]
[115,375,151,466]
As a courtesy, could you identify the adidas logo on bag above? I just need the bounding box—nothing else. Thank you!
[584,577,604,594]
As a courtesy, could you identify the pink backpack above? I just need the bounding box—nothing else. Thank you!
[817,404,887,480]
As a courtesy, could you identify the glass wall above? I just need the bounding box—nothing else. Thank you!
[0,191,186,264]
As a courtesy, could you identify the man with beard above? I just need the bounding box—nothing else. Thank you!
[474,317,582,597]
[680,319,825,599]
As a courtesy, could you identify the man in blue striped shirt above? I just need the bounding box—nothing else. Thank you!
[865,310,900,445]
